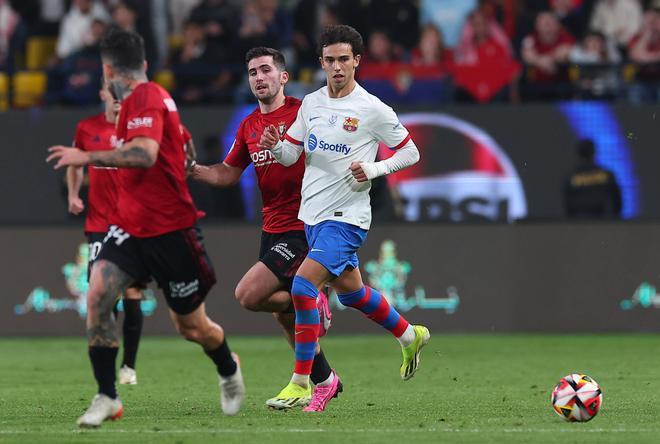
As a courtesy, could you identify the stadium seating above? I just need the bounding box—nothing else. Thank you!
[26,37,57,70]
[154,69,175,91]
[0,72,8,111]
[12,71,47,108]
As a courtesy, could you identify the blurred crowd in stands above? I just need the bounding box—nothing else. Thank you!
[2,0,660,108]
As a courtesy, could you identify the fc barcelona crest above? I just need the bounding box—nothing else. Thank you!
[343,117,359,132]
[278,122,287,136]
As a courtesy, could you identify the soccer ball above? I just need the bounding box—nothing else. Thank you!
[551,373,602,422]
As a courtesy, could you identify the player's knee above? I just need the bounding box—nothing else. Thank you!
[234,283,262,311]
[85,288,108,316]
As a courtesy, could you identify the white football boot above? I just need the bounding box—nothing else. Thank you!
[76,394,123,428]
[219,353,245,416]
[118,365,137,385]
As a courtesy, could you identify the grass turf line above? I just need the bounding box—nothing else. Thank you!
[0,335,659,443]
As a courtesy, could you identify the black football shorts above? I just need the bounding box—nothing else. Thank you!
[259,230,308,291]
[97,224,216,314]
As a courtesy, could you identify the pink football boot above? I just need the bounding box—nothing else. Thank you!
[317,288,333,337]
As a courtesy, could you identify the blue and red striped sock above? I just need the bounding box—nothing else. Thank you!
[291,276,320,384]
[337,286,411,340]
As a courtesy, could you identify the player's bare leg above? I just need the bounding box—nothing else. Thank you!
[118,286,142,385]
[332,267,430,381]
[170,303,244,415]
[238,261,332,336]
[77,260,131,428]
[236,262,291,312]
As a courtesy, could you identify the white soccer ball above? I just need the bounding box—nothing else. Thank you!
[551,373,603,422]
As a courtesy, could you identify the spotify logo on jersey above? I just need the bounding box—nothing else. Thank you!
[308,133,318,151]
[307,133,351,155]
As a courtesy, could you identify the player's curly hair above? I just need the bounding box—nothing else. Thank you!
[245,47,286,71]
[100,27,145,77]
[317,25,364,57]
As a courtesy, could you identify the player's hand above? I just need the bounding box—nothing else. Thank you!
[46,146,90,169]
[257,125,280,150]
[68,196,85,215]
[350,161,369,183]
[190,163,208,181]
[185,158,196,178]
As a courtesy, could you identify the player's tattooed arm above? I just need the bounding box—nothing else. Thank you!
[90,137,159,168]
[47,137,159,169]
[86,260,132,347]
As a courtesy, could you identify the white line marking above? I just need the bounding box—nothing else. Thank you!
[0,428,657,435]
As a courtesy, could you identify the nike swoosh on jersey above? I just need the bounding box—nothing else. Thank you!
[309,116,321,121]
[310,248,325,252]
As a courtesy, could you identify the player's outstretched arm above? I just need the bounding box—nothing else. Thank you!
[48,137,159,169]
[191,162,242,187]
[66,165,85,215]
[350,140,420,183]
[257,124,303,167]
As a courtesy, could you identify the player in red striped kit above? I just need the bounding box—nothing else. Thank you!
[192,47,340,410]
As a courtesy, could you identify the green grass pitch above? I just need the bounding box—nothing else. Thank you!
[1,334,659,443]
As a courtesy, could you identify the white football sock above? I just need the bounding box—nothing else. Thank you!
[397,324,416,347]
[316,371,335,387]
[291,373,310,388]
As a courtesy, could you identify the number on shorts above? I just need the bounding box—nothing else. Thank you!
[89,241,103,261]
[104,225,131,246]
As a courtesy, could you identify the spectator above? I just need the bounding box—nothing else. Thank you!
[0,0,24,72]
[111,1,158,68]
[55,0,109,60]
[170,0,203,35]
[420,0,478,48]
[521,11,575,96]
[362,30,399,65]
[236,0,292,55]
[189,0,240,51]
[188,0,240,80]
[9,0,64,37]
[259,0,293,50]
[46,17,108,105]
[551,0,590,38]
[37,0,66,36]
[590,0,643,47]
[569,30,621,98]
[411,23,453,67]
[479,0,518,38]
[367,0,419,54]
[455,9,514,65]
[292,0,367,69]
[112,2,137,32]
[564,139,622,219]
[359,24,453,105]
[515,0,554,45]
[170,20,216,103]
[570,30,621,63]
[627,4,660,102]
[454,9,521,102]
